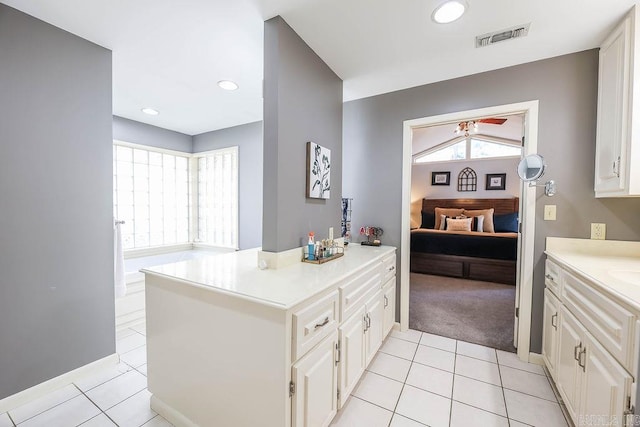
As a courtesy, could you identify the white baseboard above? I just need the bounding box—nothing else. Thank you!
[528,352,544,366]
[0,353,119,413]
[150,394,197,427]
[392,322,402,331]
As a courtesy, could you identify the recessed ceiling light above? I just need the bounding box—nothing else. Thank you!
[218,80,239,91]
[432,1,466,24]
[141,107,159,116]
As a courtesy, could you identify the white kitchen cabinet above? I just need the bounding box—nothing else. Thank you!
[383,278,396,338]
[143,245,397,427]
[292,330,339,427]
[556,305,583,422]
[556,306,634,427]
[542,288,560,381]
[364,290,384,366]
[544,245,638,427]
[595,5,640,197]
[338,306,366,408]
[580,331,633,426]
[338,288,387,408]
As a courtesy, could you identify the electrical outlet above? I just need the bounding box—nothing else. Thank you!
[590,223,606,240]
[544,205,557,221]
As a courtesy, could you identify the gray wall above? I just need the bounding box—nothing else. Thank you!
[262,17,343,252]
[113,115,192,152]
[343,50,640,353]
[0,4,114,399]
[193,122,263,250]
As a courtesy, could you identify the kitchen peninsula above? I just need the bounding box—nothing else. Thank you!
[142,244,397,427]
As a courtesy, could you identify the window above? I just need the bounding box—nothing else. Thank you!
[197,147,239,249]
[413,136,521,164]
[113,142,239,252]
[113,143,190,250]
[414,140,466,163]
[469,138,522,159]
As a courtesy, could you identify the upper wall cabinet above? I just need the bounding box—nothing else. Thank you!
[595,5,640,197]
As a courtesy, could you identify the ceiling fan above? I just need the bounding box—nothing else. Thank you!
[455,118,507,136]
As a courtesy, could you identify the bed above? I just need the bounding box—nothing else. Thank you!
[410,197,519,285]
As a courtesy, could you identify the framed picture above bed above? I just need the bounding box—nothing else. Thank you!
[431,171,450,186]
[486,173,507,190]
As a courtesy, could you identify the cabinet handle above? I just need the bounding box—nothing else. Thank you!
[314,317,329,330]
[388,265,395,272]
[545,273,554,281]
[366,313,371,330]
[578,347,587,372]
[384,295,389,308]
[363,314,368,333]
[574,343,582,361]
[614,156,621,178]
[551,313,558,330]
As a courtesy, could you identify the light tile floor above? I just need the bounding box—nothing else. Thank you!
[1,326,568,427]
[0,323,170,427]
[331,329,569,427]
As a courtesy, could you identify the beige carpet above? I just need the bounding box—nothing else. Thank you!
[410,273,517,353]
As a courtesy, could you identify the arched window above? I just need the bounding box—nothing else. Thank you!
[458,167,477,192]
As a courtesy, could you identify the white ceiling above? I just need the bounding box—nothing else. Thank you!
[3,0,636,135]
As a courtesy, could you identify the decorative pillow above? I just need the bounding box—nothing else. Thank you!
[434,207,464,230]
[446,217,473,232]
[439,214,465,230]
[462,208,495,233]
[493,212,519,233]
[461,214,484,232]
[420,212,436,229]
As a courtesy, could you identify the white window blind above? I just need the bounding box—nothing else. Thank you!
[197,147,238,249]
[113,144,190,250]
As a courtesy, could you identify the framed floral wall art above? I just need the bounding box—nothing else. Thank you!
[306,141,331,199]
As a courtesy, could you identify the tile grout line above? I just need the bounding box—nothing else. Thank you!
[386,333,422,427]
[72,383,119,427]
[9,386,82,425]
[495,350,512,425]
[448,339,458,427]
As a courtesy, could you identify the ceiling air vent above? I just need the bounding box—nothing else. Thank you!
[476,24,530,48]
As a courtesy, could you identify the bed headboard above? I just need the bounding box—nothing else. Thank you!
[422,197,519,215]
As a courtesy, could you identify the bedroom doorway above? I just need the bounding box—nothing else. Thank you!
[408,114,524,352]
[400,101,540,362]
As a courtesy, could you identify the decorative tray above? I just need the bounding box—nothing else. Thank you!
[302,247,345,264]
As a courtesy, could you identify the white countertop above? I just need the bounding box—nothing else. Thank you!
[545,237,640,311]
[142,244,395,310]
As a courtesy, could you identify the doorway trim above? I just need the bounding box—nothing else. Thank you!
[400,100,539,361]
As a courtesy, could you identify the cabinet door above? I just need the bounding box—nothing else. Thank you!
[556,306,583,422]
[365,290,384,366]
[542,288,561,380]
[292,330,338,427]
[338,306,366,408]
[383,280,396,338]
[579,332,633,426]
[595,14,630,195]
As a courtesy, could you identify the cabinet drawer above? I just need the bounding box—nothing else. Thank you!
[340,268,381,322]
[562,271,635,371]
[545,259,562,297]
[292,291,339,361]
[381,253,396,284]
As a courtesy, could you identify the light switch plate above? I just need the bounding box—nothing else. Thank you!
[544,205,557,221]
[590,223,606,240]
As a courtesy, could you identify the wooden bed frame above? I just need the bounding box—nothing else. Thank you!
[410,197,519,285]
